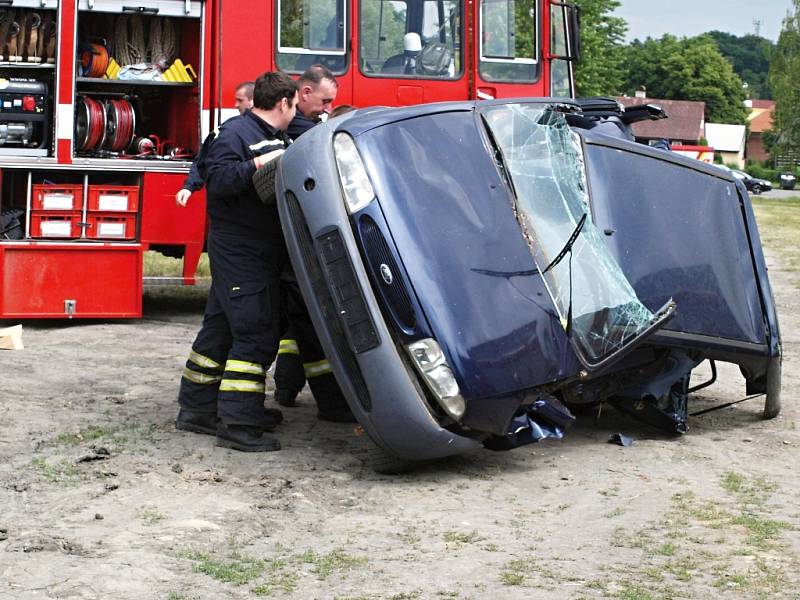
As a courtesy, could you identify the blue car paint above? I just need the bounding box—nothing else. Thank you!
[584,135,768,345]
[355,110,582,400]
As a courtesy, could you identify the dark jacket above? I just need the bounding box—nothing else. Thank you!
[182,129,216,192]
[287,112,317,141]
[204,110,290,241]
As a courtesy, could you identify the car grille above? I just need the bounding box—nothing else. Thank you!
[358,215,417,332]
[285,191,373,411]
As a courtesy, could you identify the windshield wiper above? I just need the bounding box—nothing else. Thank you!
[542,212,587,274]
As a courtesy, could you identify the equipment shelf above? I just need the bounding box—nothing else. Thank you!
[76,77,195,87]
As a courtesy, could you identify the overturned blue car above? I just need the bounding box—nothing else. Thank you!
[272,98,782,461]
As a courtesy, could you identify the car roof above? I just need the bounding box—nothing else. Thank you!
[334,97,582,137]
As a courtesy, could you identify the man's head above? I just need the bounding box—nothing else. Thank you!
[234,81,254,115]
[252,71,298,131]
[297,64,338,121]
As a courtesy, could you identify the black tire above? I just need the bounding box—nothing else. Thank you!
[252,155,281,205]
[752,184,762,195]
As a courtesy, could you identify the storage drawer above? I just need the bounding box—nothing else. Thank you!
[31,185,84,211]
[0,243,143,318]
[88,185,140,212]
[86,212,136,240]
[29,211,83,239]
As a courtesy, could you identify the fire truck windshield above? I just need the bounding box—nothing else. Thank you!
[359,0,462,78]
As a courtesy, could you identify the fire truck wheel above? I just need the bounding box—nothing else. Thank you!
[252,155,281,206]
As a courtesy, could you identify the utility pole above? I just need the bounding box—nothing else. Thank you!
[753,18,763,37]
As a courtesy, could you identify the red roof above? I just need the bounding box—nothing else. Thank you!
[615,96,706,143]
[750,99,775,110]
[750,108,774,133]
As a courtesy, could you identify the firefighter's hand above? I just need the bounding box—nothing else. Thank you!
[253,148,285,169]
[175,189,192,207]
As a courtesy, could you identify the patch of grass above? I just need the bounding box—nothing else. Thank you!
[144,250,210,278]
[442,530,484,546]
[655,542,676,556]
[55,426,118,446]
[719,471,779,507]
[166,594,198,600]
[751,197,800,288]
[30,456,83,484]
[299,549,366,579]
[617,584,658,600]
[604,507,625,518]
[251,571,299,596]
[397,528,421,547]
[183,550,266,585]
[731,513,790,549]
[499,558,527,586]
[137,505,165,525]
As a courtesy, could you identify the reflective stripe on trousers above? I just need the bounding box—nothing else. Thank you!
[303,359,333,379]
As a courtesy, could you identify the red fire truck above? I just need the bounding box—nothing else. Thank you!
[0,0,579,318]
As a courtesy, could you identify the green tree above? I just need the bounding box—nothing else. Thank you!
[572,0,627,96]
[769,0,800,158]
[707,31,774,99]
[622,35,748,124]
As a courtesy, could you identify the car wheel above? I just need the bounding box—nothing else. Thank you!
[252,155,281,205]
[752,184,762,195]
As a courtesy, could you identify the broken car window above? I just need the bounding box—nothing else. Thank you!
[481,103,655,365]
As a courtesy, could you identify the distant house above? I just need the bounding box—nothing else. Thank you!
[616,94,706,146]
[745,99,774,164]
[705,123,747,168]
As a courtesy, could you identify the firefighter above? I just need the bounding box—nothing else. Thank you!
[274,65,355,422]
[175,81,255,207]
[175,71,298,452]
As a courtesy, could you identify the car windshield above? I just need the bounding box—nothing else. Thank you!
[481,103,655,365]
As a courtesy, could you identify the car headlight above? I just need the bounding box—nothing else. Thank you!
[405,338,466,420]
[333,132,375,214]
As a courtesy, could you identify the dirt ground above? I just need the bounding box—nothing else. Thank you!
[1,241,798,599]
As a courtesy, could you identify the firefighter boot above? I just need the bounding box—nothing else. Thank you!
[175,408,217,436]
[263,407,284,431]
[275,388,298,408]
[215,422,281,452]
[177,408,282,435]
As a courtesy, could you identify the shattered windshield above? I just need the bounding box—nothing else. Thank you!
[482,103,655,365]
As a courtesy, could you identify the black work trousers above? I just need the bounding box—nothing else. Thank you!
[274,269,348,413]
[178,230,285,426]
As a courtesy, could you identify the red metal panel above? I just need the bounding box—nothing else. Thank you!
[217,0,273,112]
[139,172,206,283]
[0,243,143,318]
[57,1,76,106]
[139,173,205,245]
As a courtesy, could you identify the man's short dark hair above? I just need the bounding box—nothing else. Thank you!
[253,72,298,110]
[298,64,338,88]
[235,81,255,99]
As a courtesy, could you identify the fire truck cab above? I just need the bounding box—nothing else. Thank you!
[0,0,578,319]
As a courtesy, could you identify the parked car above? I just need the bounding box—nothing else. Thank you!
[271,99,782,462]
[716,165,773,194]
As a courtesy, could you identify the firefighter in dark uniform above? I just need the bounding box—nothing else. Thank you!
[175,72,298,452]
[273,64,355,422]
[175,81,255,207]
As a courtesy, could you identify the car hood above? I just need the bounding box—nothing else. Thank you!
[353,111,584,400]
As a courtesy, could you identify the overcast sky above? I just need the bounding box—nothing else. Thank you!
[615,0,795,42]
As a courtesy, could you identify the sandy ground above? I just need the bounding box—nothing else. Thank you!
[0,242,798,599]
